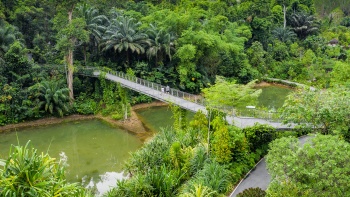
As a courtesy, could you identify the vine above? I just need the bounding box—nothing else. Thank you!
[98,70,130,120]
[170,103,188,131]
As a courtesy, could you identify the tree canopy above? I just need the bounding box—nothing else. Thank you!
[266,135,350,196]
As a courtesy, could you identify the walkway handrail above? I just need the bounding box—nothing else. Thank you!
[77,66,285,121]
[78,66,206,106]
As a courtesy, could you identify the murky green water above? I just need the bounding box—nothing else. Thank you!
[0,119,142,195]
[136,106,194,132]
[256,85,293,109]
[136,106,173,132]
[0,85,291,195]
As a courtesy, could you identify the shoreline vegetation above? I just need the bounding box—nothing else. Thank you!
[0,80,292,137]
[0,101,168,141]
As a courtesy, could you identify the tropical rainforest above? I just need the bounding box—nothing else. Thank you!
[0,0,349,196]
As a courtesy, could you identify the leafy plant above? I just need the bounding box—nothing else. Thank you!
[237,187,266,197]
[190,161,233,194]
[0,142,89,196]
[29,80,71,117]
[266,135,350,196]
[211,116,232,164]
[281,87,350,140]
[243,123,275,153]
[101,15,151,66]
[179,184,217,197]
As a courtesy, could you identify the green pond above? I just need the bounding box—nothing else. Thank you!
[0,119,142,196]
[256,85,293,109]
[136,106,194,132]
[0,84,291,195]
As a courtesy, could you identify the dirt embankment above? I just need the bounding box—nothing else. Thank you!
[0,101,168,140]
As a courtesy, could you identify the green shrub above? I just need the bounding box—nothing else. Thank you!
[0,142,90,196]
[107,174,153,197]
[237,187,266,197]
[74,99,98,115]
[189,144,208,175]
[148,165,182,196]
[111,112,123,120]
[179,183,217,197]
[125,128,176,174]
[131,94,153,104]
[191,161,233,194]
[243,123,276,153]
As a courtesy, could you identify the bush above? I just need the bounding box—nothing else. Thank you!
[191,161,233,194]
[107,174,153,197]
[74,98,98,115]
[179,183,217,197]
[0,142,90,196]
[237,187,266,197]
[243,123,276,154]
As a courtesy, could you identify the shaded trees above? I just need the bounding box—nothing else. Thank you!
[266,135,350,196]
[77,3,109,63]
[281,87,350,141]
[271,27,296,42]
[146,24,175,67]
[54,0,89,100]
[289,12,319,39]
[101,16,151,67]
[0,21,19,58]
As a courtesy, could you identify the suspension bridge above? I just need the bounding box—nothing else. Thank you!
[80,67,293,129]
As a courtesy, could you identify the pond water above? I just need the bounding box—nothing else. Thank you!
[136,106,194,132]
[0,84,291,195]
[0,119,142,196]
[256,85,293,109]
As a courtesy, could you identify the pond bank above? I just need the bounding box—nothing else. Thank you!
[0,101,168,141]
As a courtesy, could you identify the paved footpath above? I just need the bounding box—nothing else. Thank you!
[229,135,311,196]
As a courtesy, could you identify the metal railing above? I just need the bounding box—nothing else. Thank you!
[76,66,284,122]
[79,66,206,106]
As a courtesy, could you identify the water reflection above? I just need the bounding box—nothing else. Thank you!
[0,119,142,195]
[84,171,128,196]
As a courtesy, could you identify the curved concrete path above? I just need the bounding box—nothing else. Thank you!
[230,135,311,196]
[265,77,316,91]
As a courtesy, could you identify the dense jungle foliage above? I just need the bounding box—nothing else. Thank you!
[0,0,349,196]
[0,0,349,124]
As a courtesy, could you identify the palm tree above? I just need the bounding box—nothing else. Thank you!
[77,4,109,63]
[289,12,319,39]
[146,24,175,67]
[101,16,151,67]
[271,27,296,43]
[30,80,70,117]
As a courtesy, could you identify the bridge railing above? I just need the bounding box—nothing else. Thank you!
[77,66,283,122]
[207,105,282,122]
[79,66,206,106]
[112,70,206,105]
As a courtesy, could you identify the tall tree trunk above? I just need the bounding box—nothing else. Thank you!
[283,5,287,29]
[67,10,74,100]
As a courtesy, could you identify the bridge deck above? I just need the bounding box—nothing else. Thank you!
[94,71,292,129]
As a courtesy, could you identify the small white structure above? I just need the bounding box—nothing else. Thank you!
[246,106,256,109]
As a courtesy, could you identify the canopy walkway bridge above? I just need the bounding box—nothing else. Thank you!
[79,67,292,129]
